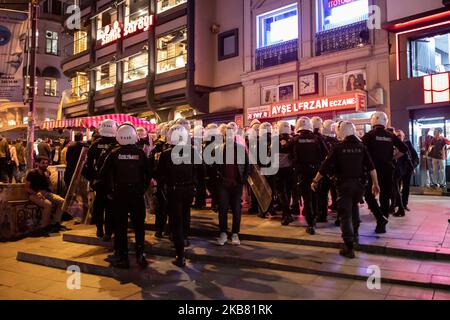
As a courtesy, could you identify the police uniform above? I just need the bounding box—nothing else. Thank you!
[317,135,375,256]
[313,128,330,222]
[101,144,151,268]
[362,126,408,233]
[291,130,327,234]
[157,143,197,267]
[83,136,117,239]
[318,134,338,222]
[275,133,294,225]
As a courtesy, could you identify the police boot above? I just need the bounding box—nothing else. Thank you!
[375,217,388,234]
[393,208,406,217]
[112,253,130,269]
[290,205,300,216]
[306,226,315,235]
[340,242,355,259]
[135,245,148,268]
[172,255,186,268]
[353,231,360,249]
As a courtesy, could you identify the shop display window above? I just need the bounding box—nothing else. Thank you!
[96,63,116,91]
[317,0,369,32]
[124,52,149,83]
[70,72,89,101]
[157,28,187,74]
[410,32,450,77]
[256,3,298,48]
[157,0,187,14]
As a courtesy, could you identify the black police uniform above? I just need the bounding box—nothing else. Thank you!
[275,133,294,225]
[291,130,328,233]
[192,136,207,209]
[318,134,339,222]
[157,144,197,266]
[83,136,117,239]
[313,129,331,222]
[100,144,151,268]
[150,138,170,237]
[318,135,375,254]
[258,131,276,218]
[204,136,220,211]
[289,133,302,215]
[362,126,408,233]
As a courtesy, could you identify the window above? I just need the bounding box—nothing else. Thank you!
[96,63,116,91]
[97,9,118,40]
[157,0,187,14]
[257,4,298,48]
[73,30,88,55]
[157,28,187,74]
[70,72,89,100]
[44,79,57,96]
[410,32,450,78]
[124,52,148,83]
[218,29,239,61]
[45,31,58,55]
[317,0,369,32]
[125,0,149,24]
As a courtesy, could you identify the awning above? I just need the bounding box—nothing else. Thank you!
[41,114,156,132]
[42,66,61,78]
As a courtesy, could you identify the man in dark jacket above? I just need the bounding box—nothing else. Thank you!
[0,135,10,183]
[64,133,85,187]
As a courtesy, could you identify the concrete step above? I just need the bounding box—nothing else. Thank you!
[35,228,450,291]
[142,223,450,261]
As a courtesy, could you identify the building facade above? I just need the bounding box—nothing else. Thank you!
[0,0,71,138]
[385,0,450,187]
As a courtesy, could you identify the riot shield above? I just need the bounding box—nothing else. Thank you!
[247,164,272,213]
[61,146,93,224]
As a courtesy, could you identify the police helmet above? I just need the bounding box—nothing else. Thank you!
[227,122,239,135]
[250,119,261,128]
[311,116,323,130]
[258,122,272,137]
[370,111,388,128]
[98,119,117,138]
[246,127,258,140]
[176,118,191,132]
[277,121,292,135]
[295,117,313,133]
[322,120,336,137]
[168,124,189,145]
[337,121,356,140]
[218,123,227,136]
[116,123,138,146]
[204,123,219,140]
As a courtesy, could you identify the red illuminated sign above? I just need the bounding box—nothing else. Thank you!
[327,0,356,9]
[424,72,450,104]
[247,92,367,121]
[99,15,154,46]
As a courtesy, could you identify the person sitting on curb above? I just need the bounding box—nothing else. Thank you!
[24,156,70,233]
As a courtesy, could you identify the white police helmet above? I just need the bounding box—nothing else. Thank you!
[258,122,272,137]
[322,120,336,137]
[168,124,189,145]
[204,123,219,140]
[176,118,191,132]
[227,122,239,134]
[338,121,356,139]
[116,124,138,146]
[250,119,261,128]
[311,116,323,130]
[136,127,148,139]
[218,123,227,136]
[246,127,258,140]
[98,119,117,137]
[370,111,388,128]
[277,121,292,135]
[295,117,313,133]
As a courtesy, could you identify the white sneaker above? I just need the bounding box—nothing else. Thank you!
[231,233,240,246]
[217,232,228,246]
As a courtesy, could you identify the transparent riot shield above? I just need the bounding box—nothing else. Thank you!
[247,164,272,213]
[61,146,93,224]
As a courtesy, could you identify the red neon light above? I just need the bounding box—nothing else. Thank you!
[99,15,154,46]
[395,19,450,80]
[247,92,367,120]
[327,0,356,9]
[388,11,450,31]
[423,72,450,104]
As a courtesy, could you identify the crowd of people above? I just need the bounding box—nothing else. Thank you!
[1,111,449,269]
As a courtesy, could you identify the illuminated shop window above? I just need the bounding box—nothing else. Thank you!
[96,63,116,91]
[157,28,187,74]
[124,52,148,83]
[44,78,57,96]
[70,72,89,100]
[317,0,369,32]
[73,30,88,54]
[157,0,187,14]
[256,3,298,48]
[96,9,118,40]
[125,0,149,25]
[410,32,450,78]
[45,31,58,55]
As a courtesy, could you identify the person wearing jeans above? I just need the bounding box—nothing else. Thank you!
[215,124,250,246]
[429,129,450,188]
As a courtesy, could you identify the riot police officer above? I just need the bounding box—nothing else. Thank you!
[136,126,152,158]
[83,119,118,241]
[275,121,294,226]
[362,112,408,234]
[193,125,207,209]
[248,120,261,214]
[100,124,152,269]
[291,117,327,235]
[257,122,275,218]
[157,124,197,267]
[311,121,380,258]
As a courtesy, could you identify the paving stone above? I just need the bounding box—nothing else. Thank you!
[433,289,450,300]
[388,285,435,300]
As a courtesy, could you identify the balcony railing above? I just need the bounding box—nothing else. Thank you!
[255,39,298,71]
[156,53,187,74]
[315,20,370,56]
[124,65,149,83]
[96,75,116,91]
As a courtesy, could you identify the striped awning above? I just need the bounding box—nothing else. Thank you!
[41,114,156,132]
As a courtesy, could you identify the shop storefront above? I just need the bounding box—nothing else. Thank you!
[247,91,370,136]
